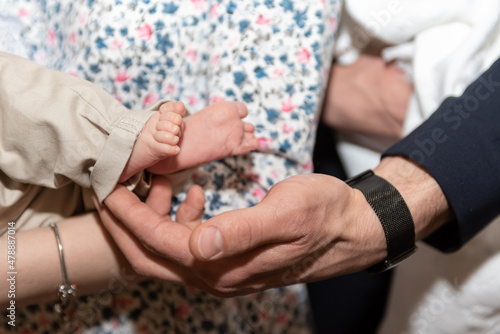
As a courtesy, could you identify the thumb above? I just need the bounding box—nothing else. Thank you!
[189,202,290,260]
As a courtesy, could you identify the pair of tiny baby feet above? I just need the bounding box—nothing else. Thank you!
[119,101,259,182]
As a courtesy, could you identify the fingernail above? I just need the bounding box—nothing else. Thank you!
[198,226,222,259]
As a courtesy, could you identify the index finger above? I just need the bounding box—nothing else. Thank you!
[104,184,194,265]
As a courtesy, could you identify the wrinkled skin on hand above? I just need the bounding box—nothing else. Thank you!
[97,174,385,297]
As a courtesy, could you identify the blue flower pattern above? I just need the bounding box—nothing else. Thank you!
[4,0,340,332]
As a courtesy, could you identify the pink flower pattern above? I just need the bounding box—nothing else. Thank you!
[4,0,341,332]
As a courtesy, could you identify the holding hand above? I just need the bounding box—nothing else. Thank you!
[99,157,449,296]
[322,54,413,140]
[98,174,386,296]
[95,176,211,290]
[188,173,386,294]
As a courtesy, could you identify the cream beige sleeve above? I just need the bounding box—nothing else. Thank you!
[0,52,166,202]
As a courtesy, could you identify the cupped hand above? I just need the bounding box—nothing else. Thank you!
[95,176,214,291]
[97,174,387,297]
[188,173,387,295]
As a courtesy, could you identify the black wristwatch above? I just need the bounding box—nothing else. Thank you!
[345,170,417,273]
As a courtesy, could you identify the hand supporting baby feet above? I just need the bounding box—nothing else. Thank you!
[119,101,186,182]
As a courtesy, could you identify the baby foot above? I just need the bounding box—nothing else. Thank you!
[147,101,259,175]
[119,101,185,182]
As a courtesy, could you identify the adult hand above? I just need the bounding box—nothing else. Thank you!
[188,157,451,295]
[322,54,413,140]
[186,173,386,294]
[95,175,214,291]
[98,158,450,296]
[96,173,385,296]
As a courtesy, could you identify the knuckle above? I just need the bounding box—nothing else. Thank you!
[227,218,261,254]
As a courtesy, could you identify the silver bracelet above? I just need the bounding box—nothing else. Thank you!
[50,223,77,317]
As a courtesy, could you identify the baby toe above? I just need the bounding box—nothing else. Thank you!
[243,121,255,133]
[157,120,181,136]
[160,111,183,127]
[154,130,180,146]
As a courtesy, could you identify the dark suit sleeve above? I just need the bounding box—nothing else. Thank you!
[383,58,500,252]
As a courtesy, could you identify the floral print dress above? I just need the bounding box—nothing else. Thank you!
[1,0,341,333]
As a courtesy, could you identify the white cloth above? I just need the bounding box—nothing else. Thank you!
[333,2,500,333]
[334,0,500,176]
[379,217,500,334]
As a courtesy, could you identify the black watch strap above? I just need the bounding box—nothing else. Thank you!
[346,170,417,273]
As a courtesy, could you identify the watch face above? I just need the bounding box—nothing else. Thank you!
[376,246,418,273]
[345,170,374,186]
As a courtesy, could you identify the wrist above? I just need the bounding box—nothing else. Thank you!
[374,156,452,240]
[347,169,417,272]
[306,176,387,277]
[349,187,388,267]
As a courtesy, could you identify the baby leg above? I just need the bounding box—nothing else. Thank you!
[119,101,185,182]
[147,101,259,175]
